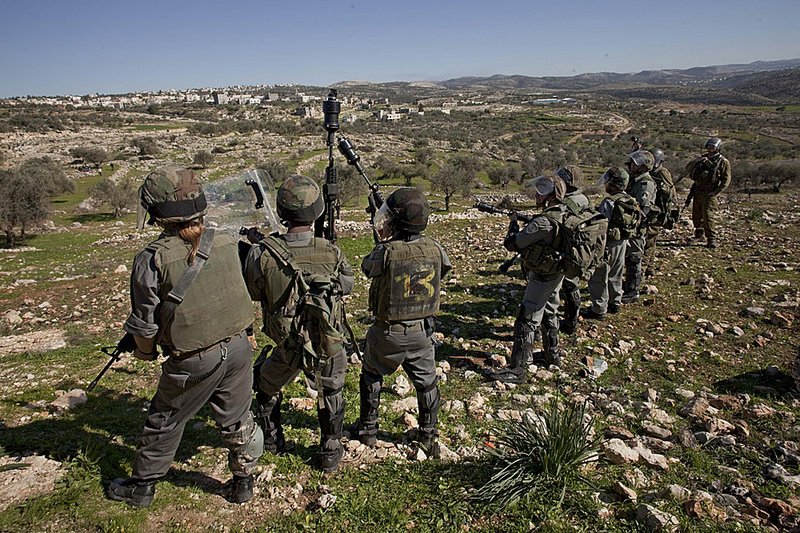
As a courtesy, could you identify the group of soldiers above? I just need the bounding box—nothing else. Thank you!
[105,135,730,508]
[490,137,732,383]
[107,170,448,507]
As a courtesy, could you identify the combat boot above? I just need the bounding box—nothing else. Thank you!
[580,308,606,321]
[488,333,530,384]
[228,475,254,504]
[107,478,156,508]
[706,239,717,249]
[354,371,381,447]
[418,431,441,459]
[254,391,285,453]
[417,382,440,459]
[560,285,581,335]
[541,325,563,367]
[318,399,345,473]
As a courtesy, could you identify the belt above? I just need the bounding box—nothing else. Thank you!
[165,330,245,360]
[376,320,426,333]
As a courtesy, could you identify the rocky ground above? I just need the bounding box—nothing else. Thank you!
[0,161,799,530]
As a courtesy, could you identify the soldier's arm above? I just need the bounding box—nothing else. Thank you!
[712,158,732,195]
[336,248,355,296]
[434,241,453,278]
[242,244,266,302]
[636,182,656,216]
[513,217,554,251]
[124,249,160,340]
[598,198,614,220]
[361,244,387,278]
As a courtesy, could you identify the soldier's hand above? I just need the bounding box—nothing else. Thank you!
[133,347,158,361]
[245,227,265,244]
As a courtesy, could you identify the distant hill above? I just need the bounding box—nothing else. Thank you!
[437,58,800,92]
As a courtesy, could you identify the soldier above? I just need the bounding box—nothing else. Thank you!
[622,150,657,304]
[244,175,354,473]
[354,188,451,458]
[107,167,262,507]
[584,167,638,318]
[554,165,589,335]
[490,175,568,384]
[643,148,675,277]
[686,137,732,248]
[631,136,644,153]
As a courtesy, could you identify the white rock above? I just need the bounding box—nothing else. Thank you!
[390,375,412,397]
[50,389,88,411]
[389,397,418,413]
[601,439,639,465]
[636,504,680,532]
[114,264,128,274]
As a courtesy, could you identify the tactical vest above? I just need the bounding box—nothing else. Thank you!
[650,166,677,227]
[689,155,723,190]
[258,235,341,343]
[148,232,252,353]
[608,192,643,241]
[520,207,564,277]
[369,237,442,322]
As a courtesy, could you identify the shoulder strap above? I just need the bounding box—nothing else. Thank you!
[154,228,216,347]
[563,197,581,215]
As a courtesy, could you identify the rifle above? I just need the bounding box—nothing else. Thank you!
[684,182,697,210]
[315,89,341,242]
[473,201,534,224]
[87,332,136,392]
[474,201,533,273]
[338,136,384,243]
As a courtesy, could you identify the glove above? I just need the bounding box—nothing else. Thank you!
[133,347,158,361]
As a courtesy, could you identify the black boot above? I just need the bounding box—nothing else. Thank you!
[541,324,563,367]
[228,475,254,504]
[488,316,532,383]
[107,478,156,508]
[255,391,285,453]
[318,391,344,473]
[417,383,440,458]
[560,286,580,335]
[355,371,381,447]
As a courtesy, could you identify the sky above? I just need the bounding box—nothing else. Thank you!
[1,0,799,98]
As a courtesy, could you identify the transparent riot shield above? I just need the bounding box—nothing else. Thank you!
[204,168,283,237]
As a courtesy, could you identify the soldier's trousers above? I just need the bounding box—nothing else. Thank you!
[588,239,627,314]
[691,191,718,241]
[132,331,260,481]
[361,319,439,438]
[257,341,346,443]
[560,275,581,331]
[514,273,564,364]
[643,226,659,275]
[624,234,646,297]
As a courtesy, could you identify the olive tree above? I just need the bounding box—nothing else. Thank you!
[91,177,137,217]
[429,155,480,211]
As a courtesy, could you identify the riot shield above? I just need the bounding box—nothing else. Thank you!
[204,168,283,236]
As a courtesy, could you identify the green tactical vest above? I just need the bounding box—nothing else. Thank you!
[520,207,564,277]
[609,192,643,241]
[258,235,341,343]
[689,156,723,190]
[148,232,253,353]
[369,237,442,322]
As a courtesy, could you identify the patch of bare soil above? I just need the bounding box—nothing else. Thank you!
[0,455,66,512]
[0,329,66,356]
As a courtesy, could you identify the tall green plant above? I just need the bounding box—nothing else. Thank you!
[474,397,599,509]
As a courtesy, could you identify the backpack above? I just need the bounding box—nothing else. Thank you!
[650,167,677,228]
[260,240,344,375]
[609,193,643,240]
[556,198,608,280]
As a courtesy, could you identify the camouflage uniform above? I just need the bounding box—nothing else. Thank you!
[243,175,354,472]
[643,162,673,276]
[623,152,657,303]
[688,148,732,247]
[356,189,451,456]
[555,166,588,334]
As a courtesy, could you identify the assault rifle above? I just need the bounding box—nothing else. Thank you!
[337,136,384,243]
[474,201,533,274]
[87,332,136,392]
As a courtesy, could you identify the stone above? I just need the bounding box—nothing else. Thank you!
[497,409,523,422]
[114,264,128,274]
[389,397,418,413]
[641,423,672,440]
[612,481,637,502]
[674,388,695,399]
[50,389,88,411]
[741,307,765,317]
[636,504,679,532]
[632,444,669,470]
[771,311,794,328]
[683,499,726,522]
[437,361,451,374]
[444,400,464,412]
[390,375,412,397]
[605,426,635,440]
[742,403,777,419]
[679,397,710,418]
[663,484,691,502]
[397,413,418,429]
[601,439,639,465]
[708,395,743,411]
[3,310,22,326]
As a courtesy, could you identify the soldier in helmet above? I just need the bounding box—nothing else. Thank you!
[354,188,451,458]
[686,137,732,248]
[643,148,675,277]
[584,167,637,318]
[622,150,657,304]
[631,136,644,153]
[489,175,568,384]
[554,165,589,335]
[107,167,262,507]
[243,175,354,473]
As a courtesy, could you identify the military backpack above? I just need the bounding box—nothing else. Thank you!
[609,192,643,240]
[650,167,678,229]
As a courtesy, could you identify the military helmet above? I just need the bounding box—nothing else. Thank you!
[555,165,584,187]
[138,166,207,228]
[528,174,566,201]
[651,148,666,166]
[276,175,324,224]
[627,150,655,171]
[705,137,722,151]
[379,187,430,234]
[599,166,630,190]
